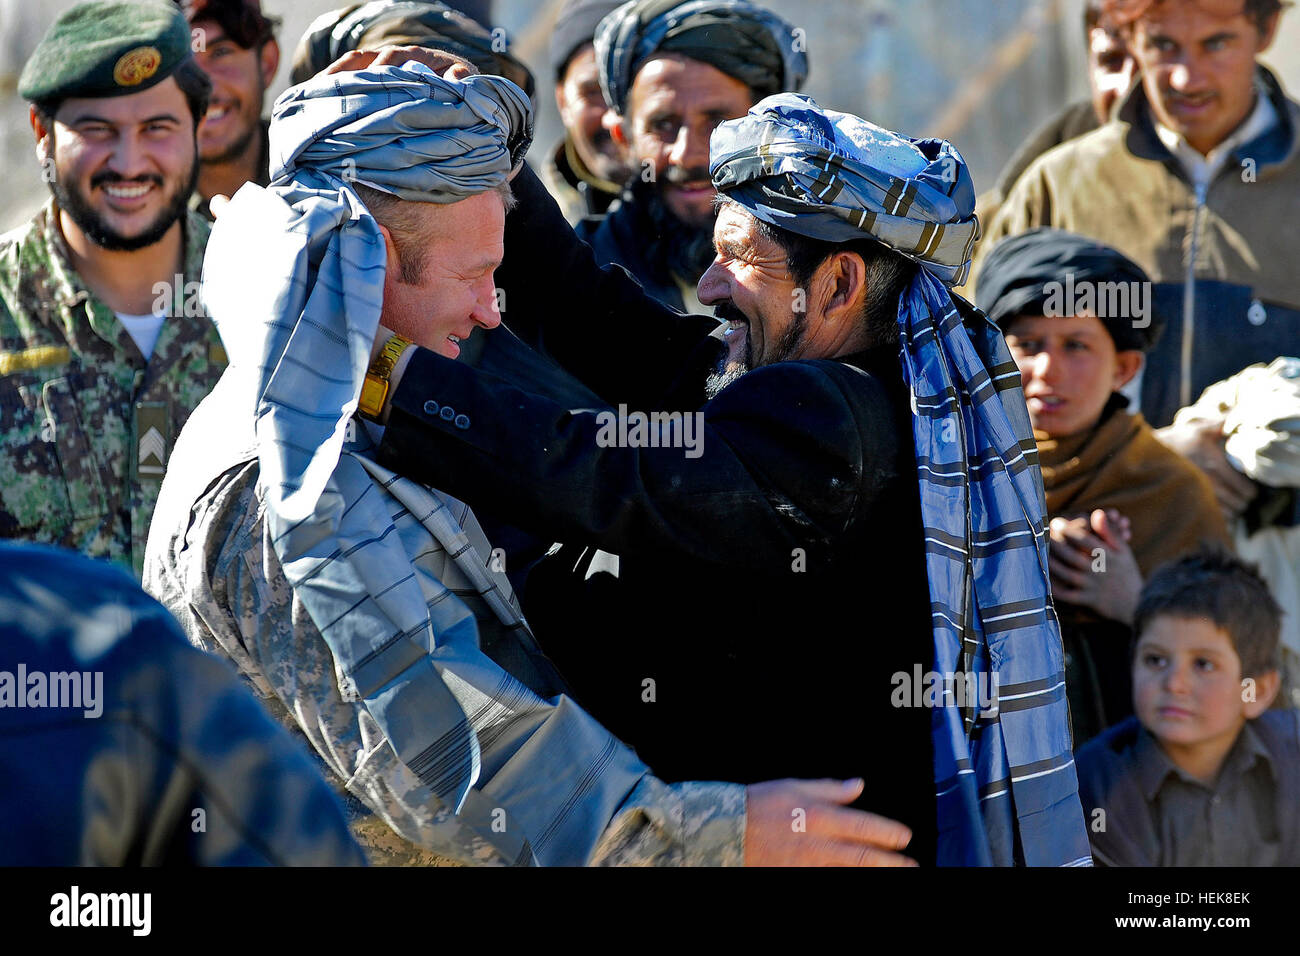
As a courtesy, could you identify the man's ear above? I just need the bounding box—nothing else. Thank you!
[604,109,628,147]
[554,81,568,118]
[818,250,867,329]
[1243,668,1281,718]
[30,105,51,164]
[259,38,281,91]
[376,222,402,286]
[1115,349,1143,388]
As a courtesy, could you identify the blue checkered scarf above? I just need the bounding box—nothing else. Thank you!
[712,94,1092,866]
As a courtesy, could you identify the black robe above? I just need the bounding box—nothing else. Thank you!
[377,166,941,863]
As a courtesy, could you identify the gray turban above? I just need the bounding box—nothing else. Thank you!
[595,0,808,115]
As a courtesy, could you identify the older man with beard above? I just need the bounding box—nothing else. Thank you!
[0,0,224,577]
[367,93,1093,866]
[574,0,807,313]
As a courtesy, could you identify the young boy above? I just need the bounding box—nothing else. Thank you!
[1076,551,1300,865]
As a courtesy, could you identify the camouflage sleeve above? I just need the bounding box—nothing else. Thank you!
[148,465,747,866]
[593,777,746,867]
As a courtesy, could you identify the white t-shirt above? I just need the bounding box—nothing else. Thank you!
[115,311,166,361]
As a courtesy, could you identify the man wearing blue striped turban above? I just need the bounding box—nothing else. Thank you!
[370,93,1094,866]
[143,53,907,868]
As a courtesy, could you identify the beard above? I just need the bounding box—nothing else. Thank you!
[705,301,810,400]
[637,172,716,284]
[53,160,198,252]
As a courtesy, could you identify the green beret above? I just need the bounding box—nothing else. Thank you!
[19,0,194,105]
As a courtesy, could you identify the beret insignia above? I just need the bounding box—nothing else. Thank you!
[113,46,162,87]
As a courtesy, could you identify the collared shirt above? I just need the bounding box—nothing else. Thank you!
[143,375,747,866]
[1078,714,1294,866]
[0,200,225,577]
[1155,80,1279,189]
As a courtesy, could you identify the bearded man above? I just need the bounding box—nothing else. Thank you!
[145,51,909,867]
[0,0,225,577]
[365,92,1094,867]
[574,0,807,313]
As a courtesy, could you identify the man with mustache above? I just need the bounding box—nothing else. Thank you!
[0,0,224,577]
[573,0,807,312]
[366,94,1092,866]
[982,0,1300,527]
[178,0,281,222]
[544,0,630,223]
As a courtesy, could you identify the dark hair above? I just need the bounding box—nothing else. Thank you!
[186,2,279,50]
[33,57,212,133]
[1084,0,1107,33]
[1134,549,1283,677]
[1103,0,1288,35]
[747,210,919,347]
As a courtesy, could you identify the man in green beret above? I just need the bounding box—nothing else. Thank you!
[0,0,226,578]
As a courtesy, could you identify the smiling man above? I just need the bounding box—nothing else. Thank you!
[544,0,628,222]
[982,1,1300,455]
[0,0,224,577]
[573,0,807,312]
[178,0,281,221]
[365,93,1093,866]
[144,52,903,868]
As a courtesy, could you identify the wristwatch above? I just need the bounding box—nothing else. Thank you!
[358,333,412,420]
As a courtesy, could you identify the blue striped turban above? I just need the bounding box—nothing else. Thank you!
[711,94,1092,867]
[199,63,570,862]
[594,0,808,115]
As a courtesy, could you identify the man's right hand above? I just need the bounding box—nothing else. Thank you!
[744,778,917,866]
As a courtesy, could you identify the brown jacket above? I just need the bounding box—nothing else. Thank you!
[979,68,1300,427]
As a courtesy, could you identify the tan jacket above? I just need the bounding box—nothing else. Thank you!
[979,68,1300,427]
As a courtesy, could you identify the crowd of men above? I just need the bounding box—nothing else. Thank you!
[1,0,1297,868]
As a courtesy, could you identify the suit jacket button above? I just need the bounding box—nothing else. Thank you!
[440,406,455,421]
[454,414,470,429]
[423,400,440,416]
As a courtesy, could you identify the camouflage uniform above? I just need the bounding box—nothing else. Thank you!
[0,201,226,577]
[143,378,747,866]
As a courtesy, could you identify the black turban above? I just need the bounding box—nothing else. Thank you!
[976,227,1164,352]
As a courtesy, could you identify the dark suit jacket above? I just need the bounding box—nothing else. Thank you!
[377,166,940,863]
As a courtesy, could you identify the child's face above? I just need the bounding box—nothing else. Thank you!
[1133,614,1249,764]
[1003,314,1141,437]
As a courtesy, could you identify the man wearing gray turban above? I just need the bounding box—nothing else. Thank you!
[573,0,808,313]
[366,93,1094,867]
[143,53,889,868]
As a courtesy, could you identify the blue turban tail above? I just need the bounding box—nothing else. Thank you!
[713,94,1092,867]
[200,64,648,865]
